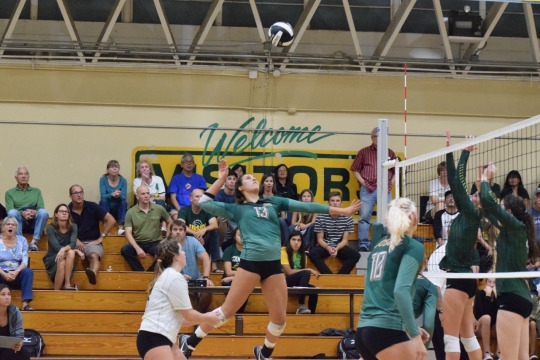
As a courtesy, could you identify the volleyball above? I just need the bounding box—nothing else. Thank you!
[268,22,294,47]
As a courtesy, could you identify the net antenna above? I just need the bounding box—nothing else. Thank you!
[388,114,540,220]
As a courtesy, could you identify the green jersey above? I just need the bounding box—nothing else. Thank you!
[199,196,329,261]
[413,275,438,343]
[358,223,425,338]
[439,150,481,272]
[480,181,530,302]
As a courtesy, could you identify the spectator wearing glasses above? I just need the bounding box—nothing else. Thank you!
[69,185,116,285]
[0,217,35,311]
[43,204,85,290]
[169,153,207,215]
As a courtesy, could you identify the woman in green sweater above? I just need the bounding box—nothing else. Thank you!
[180,159,361,360]
[480,164,537,360]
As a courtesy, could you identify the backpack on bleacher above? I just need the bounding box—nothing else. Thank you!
[337,329,360,360]
[23,328,45,357]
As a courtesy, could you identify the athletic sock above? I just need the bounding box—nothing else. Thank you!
[261,345,274,359]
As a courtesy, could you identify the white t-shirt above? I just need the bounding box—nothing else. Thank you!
[139,267,192,343]
[425,178,450,215]
[133,176,166,197]
[424,243,447,293]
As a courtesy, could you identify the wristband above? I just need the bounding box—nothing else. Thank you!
[203,276,209,279]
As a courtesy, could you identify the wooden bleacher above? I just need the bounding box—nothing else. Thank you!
[18,222,434,359]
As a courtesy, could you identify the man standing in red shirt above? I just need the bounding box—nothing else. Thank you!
[350,127,396,251]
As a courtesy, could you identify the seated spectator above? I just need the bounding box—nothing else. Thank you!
[0,202,6,221]
[432,190,459,247]
[309,191,360,274]
[425,161,450,223]
[177,188,221,273]
[281,230,319,314]
[69,185,116,285]
[474,278,499,360]
[215,169,237,249]
[471,165,501,199]
[274,164,298,226]
[290,189,318,250]
[259,173,277,198]
[43,204,85,290]
[133,159,167,231]
[231,164,245,178]
[260,173,288,244]
[0,217,34,311]
[168,219,213,312]
[221,227,242,286]
[0,284,31,360]
[99,160,128,235]
[274,163,298,201]
[168,153,207,214]
[499,170,530,208]
[221,227,248,313]
[5,166,49,251]
[121,185,171,272]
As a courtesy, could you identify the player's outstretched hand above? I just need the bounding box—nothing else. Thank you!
[464,135,476,152]
[218,159,229,179]
[343,199,362,216]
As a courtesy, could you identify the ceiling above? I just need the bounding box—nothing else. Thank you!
[2,0,540,78]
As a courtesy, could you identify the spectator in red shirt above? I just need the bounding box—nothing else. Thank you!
[350,127,396,251]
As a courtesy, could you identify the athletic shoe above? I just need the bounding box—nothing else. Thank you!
[493,352,501,360]
[117,229,125,236]
[29,243,38,252]
[254,346,271,360]
[296,305,311,314]
[179,334,192,358]
[530,355,539,360]
[483,352,493,360]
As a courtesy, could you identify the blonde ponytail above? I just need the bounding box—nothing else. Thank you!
[386,198,417,252]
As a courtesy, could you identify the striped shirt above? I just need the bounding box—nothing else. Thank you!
[313,214,354,247]
[350,144,396,192]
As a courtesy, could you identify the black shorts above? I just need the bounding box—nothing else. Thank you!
[355,326,410,360]
[498,293,533,319]
[136,330,172,358]
[239,259,283,280]
[446,277,477,298]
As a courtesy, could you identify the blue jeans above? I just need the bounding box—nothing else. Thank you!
[358,187,377,247]
[121,241,160,271]
[8,209,49,240]
[99,199,127,225]
[0,267,34,302]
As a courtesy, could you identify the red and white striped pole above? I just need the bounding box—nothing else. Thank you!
[403,63,407,160]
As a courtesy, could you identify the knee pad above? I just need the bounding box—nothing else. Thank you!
[461,336,480,352]
[267,321,286,337]
[212,307,230,328]
[443,335,460,353]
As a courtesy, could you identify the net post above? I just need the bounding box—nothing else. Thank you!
[377,119,389,226]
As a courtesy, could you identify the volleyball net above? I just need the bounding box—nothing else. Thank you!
[384,114,540,280]
[389,114,540,219]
